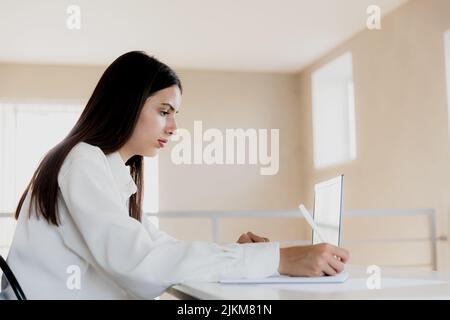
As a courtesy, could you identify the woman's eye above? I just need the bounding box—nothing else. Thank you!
[160,111,169,116]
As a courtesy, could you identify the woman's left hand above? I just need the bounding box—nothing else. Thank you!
[236,231,270,244]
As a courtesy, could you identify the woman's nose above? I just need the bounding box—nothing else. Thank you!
[166,117,177,136]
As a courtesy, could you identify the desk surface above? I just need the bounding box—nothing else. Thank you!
[167,265,450,300]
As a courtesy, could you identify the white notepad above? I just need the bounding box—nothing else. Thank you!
[220,271,349,284]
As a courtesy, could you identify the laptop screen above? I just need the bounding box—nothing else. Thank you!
[312,175,344,246]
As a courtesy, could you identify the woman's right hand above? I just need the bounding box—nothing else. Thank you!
[278,243,349,277]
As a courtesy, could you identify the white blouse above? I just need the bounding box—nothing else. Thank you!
[1,142,279,299]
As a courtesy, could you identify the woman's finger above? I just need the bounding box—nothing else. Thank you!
[327,254,345,274]
[247,232,269,242]
[237,233,252,243]
[322,263,338,276]
[330,246,350,263]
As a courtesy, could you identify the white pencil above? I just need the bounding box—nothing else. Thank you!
[298,204,328,243]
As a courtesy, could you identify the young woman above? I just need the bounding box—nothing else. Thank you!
[1,51,349,299]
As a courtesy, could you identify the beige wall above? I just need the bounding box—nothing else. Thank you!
[0,63,104,101]
[156,70,306,243]
[296,0,450,270]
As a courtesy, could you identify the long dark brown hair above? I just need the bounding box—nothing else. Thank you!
[15,51,182,226]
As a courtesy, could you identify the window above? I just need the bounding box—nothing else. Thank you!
[0,101,159,256]
[445,30,450,144]
[143,155,159,228]
[311,52,357,169]
[0,103,83,212]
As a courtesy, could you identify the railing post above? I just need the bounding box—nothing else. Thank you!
[211,217,220,243]
[429,210,438,271]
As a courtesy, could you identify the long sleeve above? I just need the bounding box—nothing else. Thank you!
[141,215,179,245]
[57,151,279,299]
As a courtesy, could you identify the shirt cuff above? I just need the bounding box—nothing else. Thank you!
[240,241,280,279]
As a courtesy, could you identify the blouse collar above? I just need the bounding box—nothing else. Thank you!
[106,151,137,199]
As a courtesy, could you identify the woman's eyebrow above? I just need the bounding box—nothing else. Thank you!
[161,103,179,113]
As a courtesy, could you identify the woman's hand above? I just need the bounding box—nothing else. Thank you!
[237,231,270,244]
[278,243,350,277]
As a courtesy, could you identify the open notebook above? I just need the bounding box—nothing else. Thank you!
[219,271,349,284]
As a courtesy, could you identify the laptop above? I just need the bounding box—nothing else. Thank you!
[312,175,344,247]
[220,175,348,284]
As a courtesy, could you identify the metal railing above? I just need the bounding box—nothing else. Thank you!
[1,208,445,270]
[146,208,443,270]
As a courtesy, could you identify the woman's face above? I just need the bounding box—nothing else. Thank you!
[122,85,182,159]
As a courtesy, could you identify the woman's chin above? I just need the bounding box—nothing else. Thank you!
[143,148,159,158]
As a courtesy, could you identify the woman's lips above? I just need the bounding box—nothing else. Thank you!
[158,139,167,148]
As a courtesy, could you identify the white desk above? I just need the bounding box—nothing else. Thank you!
[167,265,450,300]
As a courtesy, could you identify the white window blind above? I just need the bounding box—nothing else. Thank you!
[144,155,159,228]
[311,52,357,169]
[0,102,82,213]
